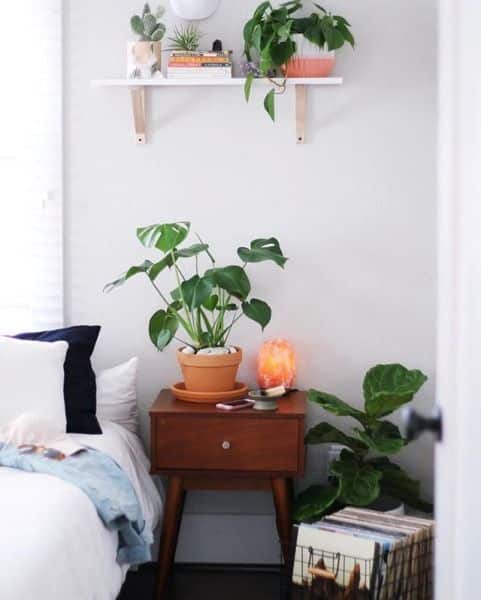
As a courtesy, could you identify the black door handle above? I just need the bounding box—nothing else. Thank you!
[403,406,443,442]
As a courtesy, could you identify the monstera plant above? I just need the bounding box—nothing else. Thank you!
[294,364,433,522]
[105,222,287,395]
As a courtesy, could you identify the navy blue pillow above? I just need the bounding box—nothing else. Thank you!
[15,325,102,434]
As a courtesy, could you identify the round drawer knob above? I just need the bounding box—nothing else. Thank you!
[221,441,231,450]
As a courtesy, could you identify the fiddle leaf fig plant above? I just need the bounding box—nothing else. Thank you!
[104,222,287,352]
[243,1,354,121]
[294,364,433,522]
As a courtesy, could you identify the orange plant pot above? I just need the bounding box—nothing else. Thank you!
[284,54,335,77]
[176,347,242,393]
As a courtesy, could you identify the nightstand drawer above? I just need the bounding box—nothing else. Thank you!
[152,416,301,473]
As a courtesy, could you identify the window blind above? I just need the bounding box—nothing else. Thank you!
[0,1,63,333]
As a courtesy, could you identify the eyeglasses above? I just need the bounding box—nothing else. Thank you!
[18,444,66,461]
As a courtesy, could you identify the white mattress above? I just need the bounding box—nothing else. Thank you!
[0,420,162,600]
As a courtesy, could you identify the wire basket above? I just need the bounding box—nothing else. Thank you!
[280,535,434,600]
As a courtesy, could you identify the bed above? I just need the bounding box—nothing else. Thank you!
[0,419,162,600]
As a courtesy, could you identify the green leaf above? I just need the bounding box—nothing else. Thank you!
[216,303,238,311]
[104,260,153,292]
[269,39,295,66]
[180,275,213,309]
[148,255,174,280]
[151,25,165,42]
[202,294,218,311]
[335,21,355,47]
[313,3,327,13]
[205,266,251,300]
[244,72,254,102]
[363,363,428,418]
[241,298,271,330]
[308,389,368,425]
[293,484,339,522]
[136,222,190,253]
[276,20,293,43]
[330,450,382,506]
[175,243,209,258]
[237,237,287,267]
[264,89,275,122]
[305,422,369,454]
[130,15,144,36]
[355,420,405,455]
[254,1,272,20]
[367,457,433,512]
[320,17,345,50]
[252,23,262,52]
[148,309,178,350]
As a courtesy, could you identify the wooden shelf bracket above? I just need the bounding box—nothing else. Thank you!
[295,84,306,144]
[130,86,146,144]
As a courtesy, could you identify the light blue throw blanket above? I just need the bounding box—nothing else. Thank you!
[0,442,152,565]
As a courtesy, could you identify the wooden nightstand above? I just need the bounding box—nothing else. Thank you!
[149,389,306,599]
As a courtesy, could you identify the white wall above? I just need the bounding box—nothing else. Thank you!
[65,0,437,562]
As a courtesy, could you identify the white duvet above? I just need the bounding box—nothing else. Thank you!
[0,420,162,600]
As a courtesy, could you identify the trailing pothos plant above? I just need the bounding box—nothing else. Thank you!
[243,1,354,121]
[104,222,287,351]
[294,364,433,522]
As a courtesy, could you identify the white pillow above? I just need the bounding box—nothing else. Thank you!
[96,357,139,434]
[0,336,68,432]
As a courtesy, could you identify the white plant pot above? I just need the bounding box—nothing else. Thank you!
[126,41,162,79]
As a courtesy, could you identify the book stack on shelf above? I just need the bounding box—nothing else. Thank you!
[167,50,232,79]
[291,507,434,600]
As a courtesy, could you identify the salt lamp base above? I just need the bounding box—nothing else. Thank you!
[252,398,279,411]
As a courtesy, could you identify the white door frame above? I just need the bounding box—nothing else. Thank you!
[436,0,481,597]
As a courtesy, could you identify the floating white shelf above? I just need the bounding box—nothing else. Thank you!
[91,77,343,143]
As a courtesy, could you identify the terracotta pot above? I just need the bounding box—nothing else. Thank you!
[283,35,335,78]
[126,41,162,79]
[176,347,242,393]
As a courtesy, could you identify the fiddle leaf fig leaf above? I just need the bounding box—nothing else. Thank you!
[355,420,405,455]
[305,422,369,455]
[241,298,271,330]
[363,364,428,418]
[180,275,213,310]
[205,266,251,300]
[104,260,153,292]
[330,450,382,506]
[237,237,287,267]
[148,309,178,350]
[137,222,190,252]
[308,389,368,426]
[367,457,433,512]
[293,484,340,522]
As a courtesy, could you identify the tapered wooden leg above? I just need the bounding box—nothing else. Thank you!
[155,476,185,600]
[271,477,293,565]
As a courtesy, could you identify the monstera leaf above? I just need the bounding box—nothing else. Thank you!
[103,260,153,292]
[363,364,428,418]
[180,275,213,310]
[148,309,178,350]
[305,422,369,455]
[293,484,340,522]
[241,298,271,330]
[355,420,405,454]
[136,222,190,252]
[308,389,368,425]
[237,237,287,267]
[330,450,382,506]
[205,266,251,300]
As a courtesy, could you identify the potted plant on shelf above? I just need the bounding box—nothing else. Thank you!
[105,221,287,399]
[128,3,166,79]
[294,363,433,522]
[243,1,354,121]
[168,24,204,52]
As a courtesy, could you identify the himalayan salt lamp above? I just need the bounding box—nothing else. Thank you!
[257,338,296,389]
